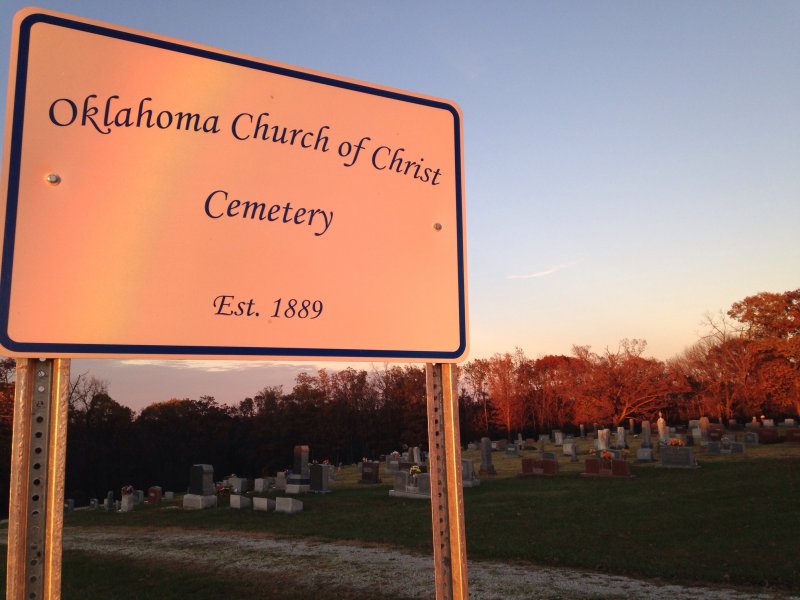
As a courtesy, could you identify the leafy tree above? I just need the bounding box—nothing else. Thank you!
[569,340,679,426]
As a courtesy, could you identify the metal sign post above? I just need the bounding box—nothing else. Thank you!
[426,363,469,599]
[6,358,70,600]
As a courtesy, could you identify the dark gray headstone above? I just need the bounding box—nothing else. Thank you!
[660,446,697,468]
[642,421,652,448]
[310,463,330,492]
[189,464,215,495]
[294,445,310,479]
[479,437,496,475]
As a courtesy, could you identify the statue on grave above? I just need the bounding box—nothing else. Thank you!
[657,411,668,444]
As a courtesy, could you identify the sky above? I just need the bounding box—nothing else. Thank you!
[1,1,798,411]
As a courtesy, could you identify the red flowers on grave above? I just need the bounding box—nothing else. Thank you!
[121,485,134,496]
[669,438,685,447]
[600,450,613,461]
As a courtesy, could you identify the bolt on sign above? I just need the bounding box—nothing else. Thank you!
[0,8,468,362]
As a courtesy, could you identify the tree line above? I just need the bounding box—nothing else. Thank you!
[1,289,797,513]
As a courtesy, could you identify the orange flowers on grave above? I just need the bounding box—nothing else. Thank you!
[600,450,613,461]
[409,465,422,475]
[669,438,685,446]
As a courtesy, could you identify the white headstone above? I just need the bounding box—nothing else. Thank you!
[275,497,303,514]
[230,494,252,509]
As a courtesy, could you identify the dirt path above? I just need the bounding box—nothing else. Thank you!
[47,527,797,600]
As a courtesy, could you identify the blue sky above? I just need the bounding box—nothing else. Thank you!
[1,1,798,410]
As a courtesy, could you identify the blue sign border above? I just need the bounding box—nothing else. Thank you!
[0,12,467,360]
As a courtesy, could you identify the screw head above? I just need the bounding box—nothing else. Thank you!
[433,223,443,231]
[46,173,61,185]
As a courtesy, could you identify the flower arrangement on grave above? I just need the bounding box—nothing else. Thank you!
[121,484,134,496]
[409,465,422,476]
[322,459,330,465]
[600,450,613,461]
[390,450,401,458]
[669,438,685,447]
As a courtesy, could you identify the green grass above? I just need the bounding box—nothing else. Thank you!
[3,440,799,597]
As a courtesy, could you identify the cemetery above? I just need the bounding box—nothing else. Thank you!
[3,422,796,600]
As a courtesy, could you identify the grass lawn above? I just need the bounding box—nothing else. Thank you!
[2,438,799,597]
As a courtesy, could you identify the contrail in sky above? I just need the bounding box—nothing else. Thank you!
[507,261,578,279]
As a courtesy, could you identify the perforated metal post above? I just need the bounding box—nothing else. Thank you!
[6,358,70,600]
[426,363,469,599]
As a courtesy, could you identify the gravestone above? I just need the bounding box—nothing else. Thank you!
[610,460,632,478]
[505,445,519,458]
[385,456,400,473]
[133,490,144,505]
[691,428,703,445]
[275,497,303,514]
[417,473,431,496]
[164,491,174,501]
[120,495,135,512]
[253,497,276,512]
[287,445,311,490]
[707,441,721,455]
[189,464,215,495]
[467,442,478,451]
[743,431,759,445]
[762,418,775,428]
[358,461,382,484]
[230,494,252,509]
[64,499,74,514]
[657,413,668,444]
[229,476,248,493]
[275,471,287,490]
[479,437,496,476]
[783,418,796,427]
[461,458,480,487]
[389,471,431,499]
[641,421,652,449]
[541,451,557,460]
[410,446,422,465]
[147,486,163,504]
[184,464,218,509]
[729,442,745,454]
[495,439,508,452]
[636,448,653,461]
[699,416,710,441]
[310,463,331,493]
[659,446,698,469]
[253,478,268,493]
[597,429,610,451]
[616,426,626,449]
[562,440,576,456]
[553,430,564,445]
[521,457,559,476]
[325,464,337,481]
[579,424,585,438]
[89,498,99,510]
[758,429,779,444]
